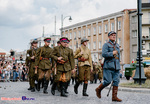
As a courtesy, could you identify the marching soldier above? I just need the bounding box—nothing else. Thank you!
[51,37,75,97]
[35,37,53,94]
[95,31,122,102]
[25,40,38,92]
[74,38,93,96]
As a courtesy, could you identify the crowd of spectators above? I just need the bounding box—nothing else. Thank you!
[0,60,28,82]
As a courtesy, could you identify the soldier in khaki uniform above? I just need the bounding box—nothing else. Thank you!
[51,37,75,97]
[35,37,53,94]
[74,38,93,96]
[26,40,38,92]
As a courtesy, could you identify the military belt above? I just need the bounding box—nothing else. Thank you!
[115,57,119,60]
[42,58,49,60]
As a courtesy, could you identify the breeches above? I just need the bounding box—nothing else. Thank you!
[55,71,70,82]
[78,65,90,82]
[38,69,51,81]
[103,69,120,87]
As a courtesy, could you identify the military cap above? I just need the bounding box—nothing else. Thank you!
[108,31,116,37]
[44,37,51,43]
[60,37,70,43]
[81,38,89,44]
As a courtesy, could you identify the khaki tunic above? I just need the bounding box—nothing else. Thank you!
[26,48,37,77]
[35,45,53,80]
[25,48,38,87]
[74,45,93,81]
[51,45,75,82]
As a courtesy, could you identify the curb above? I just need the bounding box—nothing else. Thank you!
[105,86,150,94]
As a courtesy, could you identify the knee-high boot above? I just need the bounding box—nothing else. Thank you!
[95,83,105,98]
[82,83,88,96]
[51,82,57,95]
[43,80,49,94]
[74,81,80,94]
[112,86,122,102]
[60,82,68,97]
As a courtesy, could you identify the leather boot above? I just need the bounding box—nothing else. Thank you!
[82,83,89,96]
[95,83,105,98]
[65,81,69,93]
[31,87,35,92]
[60,82,68,97]
[112,86,122,102]
[43,80,49,94]
[51,82,57,95]
[37,80,41,91]
[74,81,80,94]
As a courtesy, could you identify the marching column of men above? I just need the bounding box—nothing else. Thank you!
[26,31,122,102]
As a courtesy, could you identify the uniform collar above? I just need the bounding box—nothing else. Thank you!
[109,40,116,45]
[81,44,86,49]
[60,45,66,49]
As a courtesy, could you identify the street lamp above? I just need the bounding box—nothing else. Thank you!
[61,14,72,37]
[133,0,146,85]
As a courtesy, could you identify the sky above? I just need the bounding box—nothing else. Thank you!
[0,0,137,52]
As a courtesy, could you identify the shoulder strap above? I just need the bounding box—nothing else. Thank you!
[108,42,116,50]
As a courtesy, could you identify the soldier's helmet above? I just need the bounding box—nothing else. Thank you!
[59,37,70,43]
[108,31,116,37]
[81,38,89,44]
[32,39,38,44]
[44,37,51,43]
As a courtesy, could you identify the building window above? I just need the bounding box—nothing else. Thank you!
[99,41,101,49]
[88,42,91,49]
[118,21,121,30]
[88,28,91,36]
[132,30,137,37]
[149,12,150,23]
[149,28,150,37]
[83,29,86,37]
[132,45,137,52]
[111,23,114,31]
[99,54,102,59]
[132,16,137,23]
[93,42,96,49]
[78,30,81,38]
[118,38,121,46]
[74,32,76,40]
[99,26,102,34]
[69,33,72,39]
[93,27,96,35]
[105,24,108,32]
[66,34,68,37]
[74,45,76,51]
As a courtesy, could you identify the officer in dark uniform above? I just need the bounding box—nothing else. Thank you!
[51,37,75,97]
[35,37,53,94]
[26,40,38,92]
[95,31,122,102]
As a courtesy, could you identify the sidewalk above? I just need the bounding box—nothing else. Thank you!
[105,78,150,94]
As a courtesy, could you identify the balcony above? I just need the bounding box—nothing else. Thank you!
[142,18,150,26]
